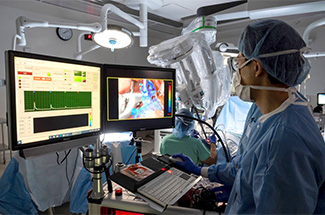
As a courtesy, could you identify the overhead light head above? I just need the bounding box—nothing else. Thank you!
[93,25,134,52]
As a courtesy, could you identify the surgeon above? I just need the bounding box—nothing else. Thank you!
[173,19,325,214]
[160,108,217,166]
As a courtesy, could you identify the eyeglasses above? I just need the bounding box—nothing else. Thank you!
[229,57,239,71]
[229,57,253,71]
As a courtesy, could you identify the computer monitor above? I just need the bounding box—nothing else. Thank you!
[5,51,102,152]
[103,64,175,133]
[317,93,325,106]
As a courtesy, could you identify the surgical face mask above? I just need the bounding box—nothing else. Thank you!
[233,58,297,102]
[234,69,299,103]
[233,58,253,102]
[233,70,251,102]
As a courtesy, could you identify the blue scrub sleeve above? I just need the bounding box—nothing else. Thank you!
[207,155,241,186]
[255,128,321,214]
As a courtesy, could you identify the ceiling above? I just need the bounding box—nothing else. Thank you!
[1,0,324,38]
[110,0,241,22]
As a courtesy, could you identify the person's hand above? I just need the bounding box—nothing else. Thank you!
[208,134,217,144]
[210,185,232,203]
[209,141,217,161]
[172,153,202,176]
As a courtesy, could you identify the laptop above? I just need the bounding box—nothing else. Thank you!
[109,154,202,212]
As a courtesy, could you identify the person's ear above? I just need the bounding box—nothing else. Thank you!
[254,59,264,77]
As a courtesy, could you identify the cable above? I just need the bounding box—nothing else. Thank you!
[192,186,225,214]
[65,150,70,185]
[193,106,208,140]
[100,133,106,145]
[215,123,225,131]
[55,149,71,165]
[81,151,113,175]
[82,155,104,174]
[175,114,230,162]
[192,186,216,213]
[56,152,60,165]
[65,149,79,186]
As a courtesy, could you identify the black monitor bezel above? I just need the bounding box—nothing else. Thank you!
[5,50,102,151]
[317,93,325,106]
[102,64,175,133]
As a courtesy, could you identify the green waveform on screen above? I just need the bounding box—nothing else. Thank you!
[24,91,92,112]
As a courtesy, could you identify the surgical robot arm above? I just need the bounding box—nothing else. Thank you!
[147,32,230,119]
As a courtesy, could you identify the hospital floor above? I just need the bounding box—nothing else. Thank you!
[0,133,155,215]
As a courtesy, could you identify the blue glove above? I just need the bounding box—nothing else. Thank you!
[208,134,217,144]
[172,153,202,176]
[210,186,232,203]
[190,129,200,138]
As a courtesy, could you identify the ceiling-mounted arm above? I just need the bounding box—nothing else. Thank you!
[303,17,325,46]
[196,0,247,17]
[13,1,157,58]
[14,16,102,49]
[302,17,325,59]
[73,32,101,60]
[100,3,146,47]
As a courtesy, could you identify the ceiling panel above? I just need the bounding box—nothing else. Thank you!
[157,0,241,21]
[156,3,192,21]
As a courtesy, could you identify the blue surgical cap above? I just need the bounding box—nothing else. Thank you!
[173,108,194,138]
[238,19,310,87]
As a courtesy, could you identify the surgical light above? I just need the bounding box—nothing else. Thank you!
[93,25,134,52]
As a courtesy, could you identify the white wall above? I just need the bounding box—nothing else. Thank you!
[0,2,175,145]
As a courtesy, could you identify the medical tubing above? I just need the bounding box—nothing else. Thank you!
[175,114,230,162]
[217,129,231,158]
[193,106,208,140]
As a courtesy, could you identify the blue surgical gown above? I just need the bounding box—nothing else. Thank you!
[218,99,325,214]
[208,103,262,186]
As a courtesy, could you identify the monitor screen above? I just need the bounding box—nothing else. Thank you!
[103,64,175,132]
[6,51,102,151]
[317,93,325,106]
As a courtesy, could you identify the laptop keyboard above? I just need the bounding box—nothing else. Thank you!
[137,167,198,205]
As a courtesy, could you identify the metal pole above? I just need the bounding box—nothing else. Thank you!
[90,138,104,200]
[1,123,5,164]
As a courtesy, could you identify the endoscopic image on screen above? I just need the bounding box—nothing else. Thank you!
[118,78,165,119]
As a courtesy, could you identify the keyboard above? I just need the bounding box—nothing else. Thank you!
[137,167,201,207]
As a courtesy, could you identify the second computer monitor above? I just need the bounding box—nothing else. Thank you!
[103,64,175,132]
